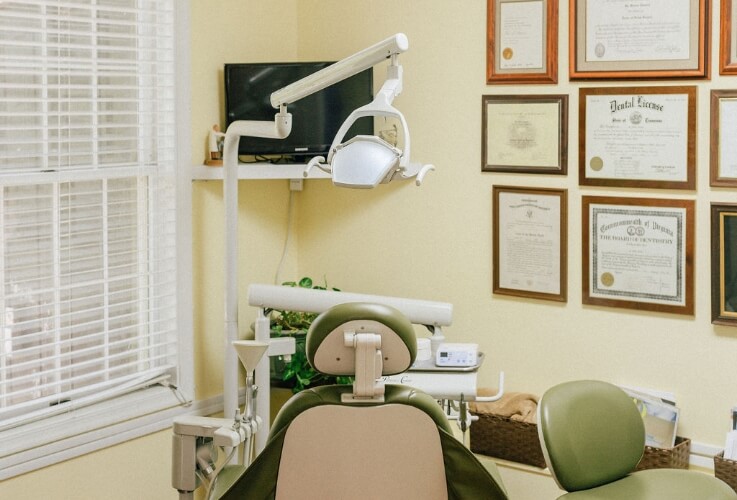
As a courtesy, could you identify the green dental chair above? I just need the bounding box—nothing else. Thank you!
[537,380,737,499]
[212,302,509,500]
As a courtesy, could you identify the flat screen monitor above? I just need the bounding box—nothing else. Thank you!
[224,62,374,159]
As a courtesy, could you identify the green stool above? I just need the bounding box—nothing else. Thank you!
[537,380,737,499]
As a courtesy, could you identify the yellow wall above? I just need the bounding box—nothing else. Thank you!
[1,432,175,499]
[294,0,737,449]
[4,1,737,498]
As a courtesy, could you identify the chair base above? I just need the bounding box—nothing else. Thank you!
[559,469,737,500]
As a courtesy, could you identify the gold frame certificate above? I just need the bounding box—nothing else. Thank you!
[483,94,567,174]
[583,196,694,316]
[579,86,696,190]
[487,0,558,84]
[493,186,567,302]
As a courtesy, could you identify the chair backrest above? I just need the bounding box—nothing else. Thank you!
[537,380,645,492]
[216,302,508,500]
[277,302,445,499]
[274,386,450,499]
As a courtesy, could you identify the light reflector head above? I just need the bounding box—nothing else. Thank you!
[331,135,401,188]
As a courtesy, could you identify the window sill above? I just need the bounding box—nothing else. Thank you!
[0,386,191,480]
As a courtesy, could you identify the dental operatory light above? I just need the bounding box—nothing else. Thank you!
[223,33,434,189]
[293,37,434,188]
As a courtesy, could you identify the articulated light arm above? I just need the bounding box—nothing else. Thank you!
[325,63,405,166]
[270,33,409,107]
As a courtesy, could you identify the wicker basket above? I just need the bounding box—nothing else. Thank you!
[714,451,737,493]
[469,412,547,468]
[635,436,691,471]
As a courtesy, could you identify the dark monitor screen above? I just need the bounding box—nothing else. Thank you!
[224,62,374,159]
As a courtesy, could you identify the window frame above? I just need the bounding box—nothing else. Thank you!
[0,0,193,480]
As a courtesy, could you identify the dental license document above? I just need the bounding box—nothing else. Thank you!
[584,91,689,182]
[498,190,561,295]
[589,203,686,307]
[499,0,544,69]
[585,0,690,62]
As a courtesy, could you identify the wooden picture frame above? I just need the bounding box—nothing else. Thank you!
[483,94,568,174]
[710,90,737,186]
[582,196,694,316]
[493,185,567,302]
[487,0,558,84]
[720,0,737,74]
[569,0,709,80]
[579,86,696,190]
[711,203,737,325]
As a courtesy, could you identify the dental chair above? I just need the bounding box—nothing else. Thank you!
[210,302,509,500]
[537,380,737,499]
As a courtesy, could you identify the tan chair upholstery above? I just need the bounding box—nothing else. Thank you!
[537,380,737,499]
[212,302,508,500]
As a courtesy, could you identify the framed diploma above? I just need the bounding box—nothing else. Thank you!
[570,0,709,80]
[579,86,696,190]
[493,186,567,302]
[710,90,737,186]
[711,203,737,325]
[582,196,694,316]
[720,0,737,74]
[483,94,568,174]
[487,0,558,84]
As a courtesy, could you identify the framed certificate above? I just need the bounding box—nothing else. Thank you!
[570,0,709,80]
[720,0,737,74]
[483,94,568,174]
[487,0,558,84]
[493,186,567,302]
[711,203,737,325]
[583,196,694,316]
[579,86,696,190]
[710,90,737,186]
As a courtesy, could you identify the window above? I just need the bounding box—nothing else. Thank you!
[0,0,192,478]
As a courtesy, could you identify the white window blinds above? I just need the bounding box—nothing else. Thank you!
[0,0,179,429]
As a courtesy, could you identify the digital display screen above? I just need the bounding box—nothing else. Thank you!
[225,62,374,158]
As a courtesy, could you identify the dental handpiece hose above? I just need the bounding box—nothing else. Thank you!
[244,373,255,422]
[240,377,259,466]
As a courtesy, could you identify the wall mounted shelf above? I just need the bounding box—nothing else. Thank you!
[191,162,331,181]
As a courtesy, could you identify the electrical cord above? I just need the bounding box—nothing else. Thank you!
[274,189,295,285]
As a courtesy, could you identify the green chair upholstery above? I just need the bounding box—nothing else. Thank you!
[212,302,508,500]
[537,380,737,499]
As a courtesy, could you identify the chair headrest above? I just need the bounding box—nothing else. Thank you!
[306,302,416,376]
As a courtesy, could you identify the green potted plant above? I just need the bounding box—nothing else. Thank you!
[269,277,352,392]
